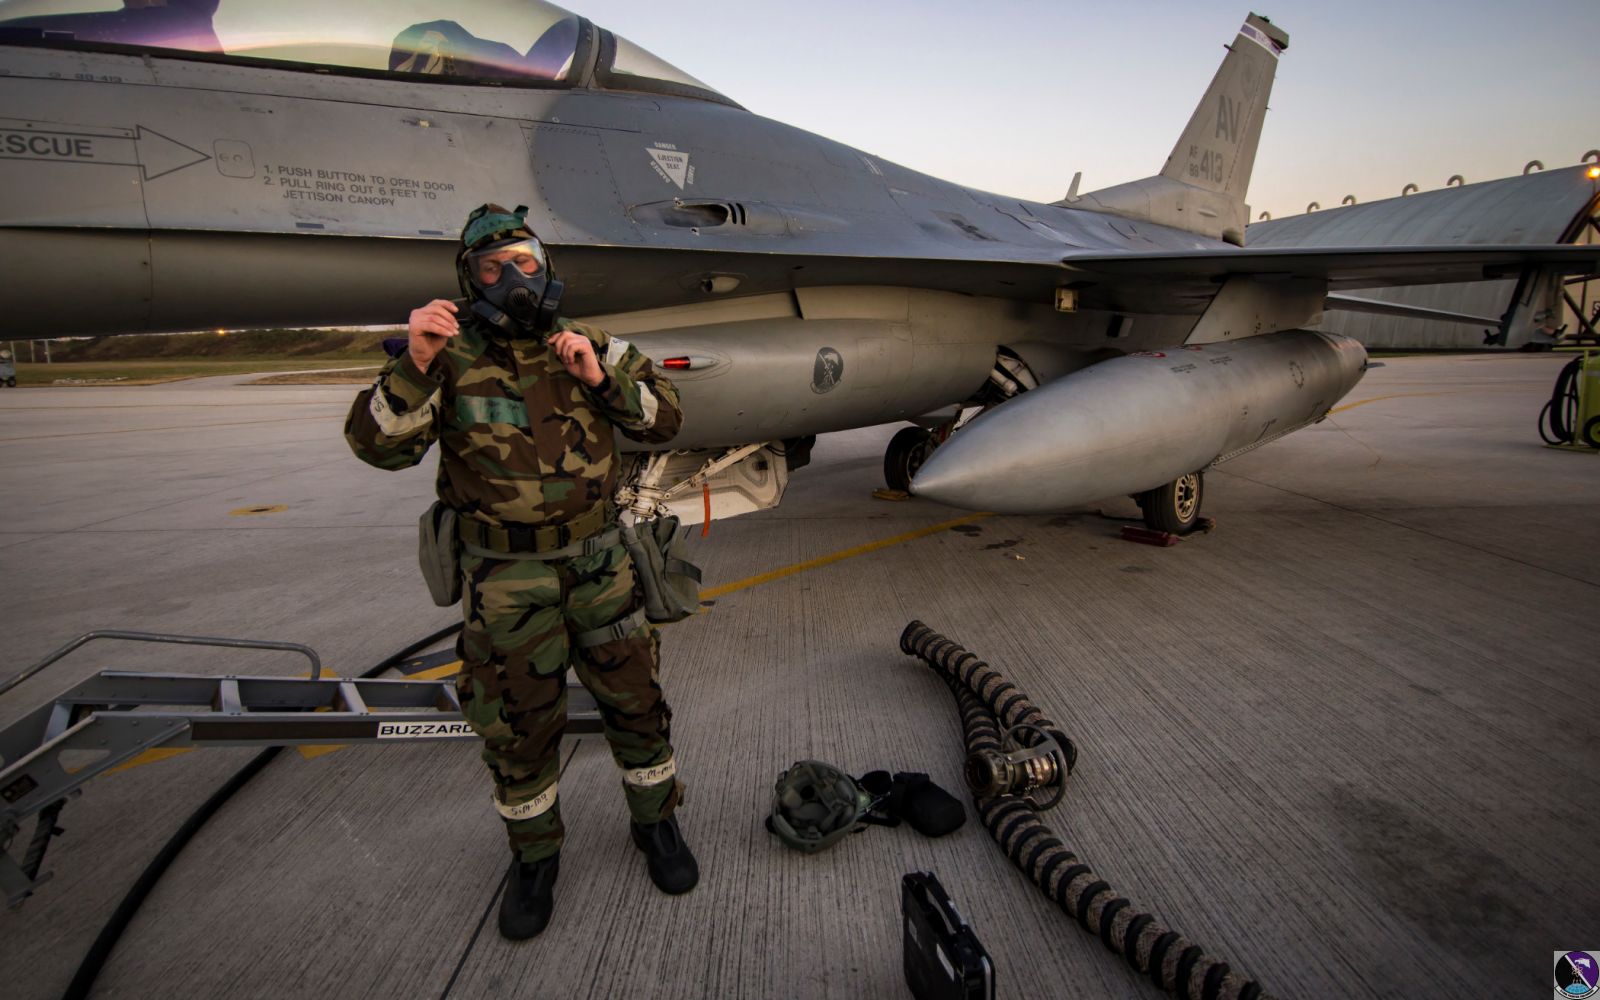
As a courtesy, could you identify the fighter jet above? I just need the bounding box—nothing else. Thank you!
[2,1,1595,531]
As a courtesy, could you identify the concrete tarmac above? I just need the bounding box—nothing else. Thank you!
[0,353,1596,999]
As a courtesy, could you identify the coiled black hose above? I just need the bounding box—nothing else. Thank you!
[900,620,1273,1000]
[904,626,1077,773]
[1539,356,1582,445]
[62,622,464,1000]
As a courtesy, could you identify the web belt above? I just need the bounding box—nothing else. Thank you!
[457,504,615,560]
[573,607,648,648]
[456,506,644,646]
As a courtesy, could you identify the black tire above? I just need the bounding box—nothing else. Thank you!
[3,377,13,388]
[884,427,934,492]
[1137,471,1204,535]
[1583,415,1600,450]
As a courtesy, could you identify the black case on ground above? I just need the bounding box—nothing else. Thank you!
[901,871,994,1000]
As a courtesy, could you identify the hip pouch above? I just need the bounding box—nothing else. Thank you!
[417,501,462,607]
[620,515,702,624]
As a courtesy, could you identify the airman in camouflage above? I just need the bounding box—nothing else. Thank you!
[345,204,695,940]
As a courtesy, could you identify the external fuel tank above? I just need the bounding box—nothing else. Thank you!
[910,330,1368,513]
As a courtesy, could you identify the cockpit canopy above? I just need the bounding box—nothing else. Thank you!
[0,0,736,106]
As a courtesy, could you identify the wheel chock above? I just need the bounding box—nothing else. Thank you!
[1119,517,1216,546]
[1120,525,1178,546]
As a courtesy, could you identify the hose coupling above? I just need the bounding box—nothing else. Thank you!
[963,722,1075,810]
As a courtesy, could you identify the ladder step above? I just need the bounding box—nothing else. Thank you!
[438,684,461,713]
[336,682,368,715]
[216,679,243,715]
[0,669,604,884]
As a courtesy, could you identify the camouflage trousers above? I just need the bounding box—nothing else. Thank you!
[455,540,681,862]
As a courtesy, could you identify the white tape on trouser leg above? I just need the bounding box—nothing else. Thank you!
[621,757,676,787]
[495,781,558,821]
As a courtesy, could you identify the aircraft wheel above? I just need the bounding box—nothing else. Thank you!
[1582,416,1600,450]
[3,377,12,387]
[884,427,935,492]
[1138,471,1204,534]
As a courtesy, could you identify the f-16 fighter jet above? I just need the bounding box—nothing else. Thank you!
[2,2,1594,529]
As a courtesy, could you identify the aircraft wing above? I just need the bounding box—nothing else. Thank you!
[554,242,1600,317]
[1055,244,1600,289]
[970,242,1600,315]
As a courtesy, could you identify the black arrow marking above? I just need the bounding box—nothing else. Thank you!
[0,123,210,180]
[133,124,209,180]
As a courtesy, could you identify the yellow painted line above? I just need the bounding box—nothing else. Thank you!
[0,414,335,444]
[413,661,462,681]
[295,703,342,759]
[1331,390,1459,414]
[1325,387,1536,414]
[1331,382,1529,412]
[98,515,984,777]
[701,511,993,601]
[0,402,345,411]
[298,743,348,760]
[106,746,196,774]
[230,504,288,516]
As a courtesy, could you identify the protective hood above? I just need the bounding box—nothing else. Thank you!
[455,203,564,337]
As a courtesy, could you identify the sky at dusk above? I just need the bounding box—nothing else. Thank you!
[575,0,1599,220]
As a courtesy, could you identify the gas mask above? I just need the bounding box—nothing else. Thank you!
[466,237,565,337]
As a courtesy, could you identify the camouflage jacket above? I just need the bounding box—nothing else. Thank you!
[345,316,682,528]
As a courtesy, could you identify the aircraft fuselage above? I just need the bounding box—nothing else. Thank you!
[0,43,1220,323]
[0,42,1235,448]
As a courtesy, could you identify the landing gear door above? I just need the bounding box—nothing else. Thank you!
[621,443,789,527]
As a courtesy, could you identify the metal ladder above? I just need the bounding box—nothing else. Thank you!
[0,630,600,906]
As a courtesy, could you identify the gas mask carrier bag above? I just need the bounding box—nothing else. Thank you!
[621,514,701,624]
[417,501,462,607]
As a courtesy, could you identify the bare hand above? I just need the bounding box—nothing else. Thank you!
[549,331,605,387]
[407,299,458,371]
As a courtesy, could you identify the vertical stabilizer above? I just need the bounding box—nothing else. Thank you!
[1063,13,1288,244]
[1161,13,1286,201]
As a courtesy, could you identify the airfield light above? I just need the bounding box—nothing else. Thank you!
[216,329,226,336]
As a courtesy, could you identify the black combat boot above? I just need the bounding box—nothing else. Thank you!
[630,814,699,895]
[498,852,559,940]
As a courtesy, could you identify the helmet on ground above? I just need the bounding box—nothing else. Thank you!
[768,759,877,854]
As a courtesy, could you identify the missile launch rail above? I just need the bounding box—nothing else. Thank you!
[0,630,599,907]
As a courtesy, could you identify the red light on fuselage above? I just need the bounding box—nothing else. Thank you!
[661,357,692,369]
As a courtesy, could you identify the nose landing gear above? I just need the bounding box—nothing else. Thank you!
[884,427,936,493]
